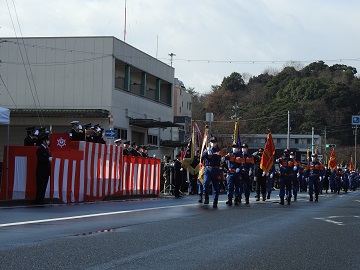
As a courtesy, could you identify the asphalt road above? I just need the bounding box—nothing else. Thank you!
[0,191,359,270]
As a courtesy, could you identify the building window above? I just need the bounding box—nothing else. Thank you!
[180,107,182,113]
[148,134,158,145]
[115,128,127,140]
[277,138,281,144]
[295,138,299,144]
[307,139,311,144]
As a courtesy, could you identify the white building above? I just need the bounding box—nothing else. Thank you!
[0,36,182,160]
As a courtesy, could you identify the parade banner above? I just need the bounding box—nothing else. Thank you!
[260,132,276,174]
[328,148,337,170]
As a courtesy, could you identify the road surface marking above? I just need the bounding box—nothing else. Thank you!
[0,203,201,228]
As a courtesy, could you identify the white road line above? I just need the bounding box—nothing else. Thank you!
[323,219,344,225]
[0,203,199,228]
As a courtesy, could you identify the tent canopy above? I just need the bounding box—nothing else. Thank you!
[0,107,10,125]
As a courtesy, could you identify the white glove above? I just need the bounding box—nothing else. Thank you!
[236,168,240,173]
[319,176,322,181]
[34,130,39,136]
[78,125,83,129]
[49,157,52,162]
[262,171,266,177]
[270,173,273,179]
[249,171,252,176]
[207,149,213,155]
[180,168,183,171]
[293,166,298,171]
[297,173,300,177]
[221,156,225,163]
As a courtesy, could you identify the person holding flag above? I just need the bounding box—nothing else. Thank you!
[201,136,223,208]
[260,131,276,200]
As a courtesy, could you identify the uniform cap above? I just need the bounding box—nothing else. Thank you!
[258,148,264,152]
[124,140,130,145]
[26,126,35,131]
[290,151,295,155]
[232,143,239,148]
[241,143,248,148]
[84,123,92,128]
[210,137,217,142]
[283,148,289,153]
[114,139,122,143]
[71,120,79,125]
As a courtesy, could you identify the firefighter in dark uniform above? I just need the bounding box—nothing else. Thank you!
[123,141,131,156]
[35,133,52,204]
[174,153,183,198]
[305,153,324,201]
[141,146,149,158]
[223,143,242,206]
[276,149,298,205]
[24,126,38,146]
[253,147,267,202]
[69,121,83,141]
[334,164,343,194]
[239,143,254,205]
[129,142,141,156]
[201,136,223,208]
[35,127,47,146]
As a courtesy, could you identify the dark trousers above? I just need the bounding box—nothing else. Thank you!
[35,170,50,203]
[256,175,267,197]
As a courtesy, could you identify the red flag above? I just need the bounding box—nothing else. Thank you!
[349,156,354,172]
[328,148,337,170]
[50,133,71,152]
[260,132,275,173]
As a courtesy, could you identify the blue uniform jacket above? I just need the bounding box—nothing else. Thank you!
[201,146,222,167]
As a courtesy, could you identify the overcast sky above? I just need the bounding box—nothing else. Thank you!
[2,0,360,93]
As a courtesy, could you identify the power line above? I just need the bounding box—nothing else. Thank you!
[5,0,43,127]
[3,40,360,67]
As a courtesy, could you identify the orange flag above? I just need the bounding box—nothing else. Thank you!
[260,132,276,173]
[349,156,354,172]
[328,148,337,170]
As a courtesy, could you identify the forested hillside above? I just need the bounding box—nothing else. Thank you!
[191,61,360,148]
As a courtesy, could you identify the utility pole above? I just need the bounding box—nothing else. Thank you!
[324,126,327,163]
[311,127,315,154]
[355,125,358,169]
[169,53,176,67]
[287,111,290,149]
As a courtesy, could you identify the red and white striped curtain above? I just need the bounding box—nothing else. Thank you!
[1,142,161,202]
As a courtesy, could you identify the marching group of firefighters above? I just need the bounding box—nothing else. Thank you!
[176,136,359,208]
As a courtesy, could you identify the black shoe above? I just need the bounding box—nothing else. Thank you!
[213,199,218,208]
[279,197,284,205]
[309,195,313,201]
[204,195,209,205]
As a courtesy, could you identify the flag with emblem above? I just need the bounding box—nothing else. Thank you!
[50,133,71,152]
[328,148,337,170]
[260,132,275,174]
